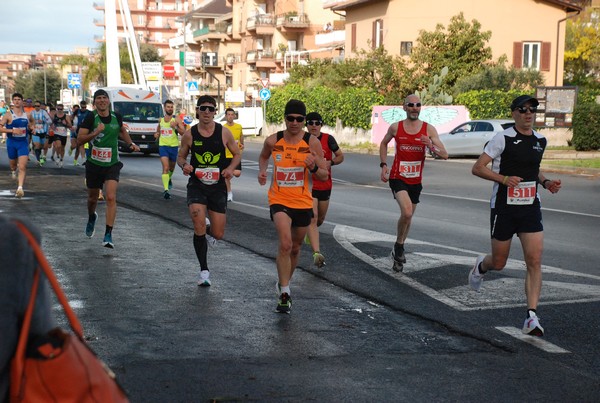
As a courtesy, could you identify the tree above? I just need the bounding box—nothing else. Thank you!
[410,12,493,91]
[13,69,62,105]
[286,47,414,105]
[564,8,600,88]
[453,56,544,94]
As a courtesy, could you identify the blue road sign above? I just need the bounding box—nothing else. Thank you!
[259,88,271,101]
[67,74,81,89]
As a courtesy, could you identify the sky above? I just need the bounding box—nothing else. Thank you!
[1,0,104,54]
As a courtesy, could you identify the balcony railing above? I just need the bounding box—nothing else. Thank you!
[225,53,242,65]
[275,13,309,28]
[246,14,274,30]
[246,48,274,63]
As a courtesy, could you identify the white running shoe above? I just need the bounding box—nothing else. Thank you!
[205,217,217,247]
[15,187,24,198]
[469,255,485,291]
[522,312,544,337]
[227,192,233,202]
[11,171,17,179]
[198,270,211,287]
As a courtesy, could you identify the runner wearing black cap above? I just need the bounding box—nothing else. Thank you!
[470,94,562,337]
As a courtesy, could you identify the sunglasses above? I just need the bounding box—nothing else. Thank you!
[515,106,537,114]
[406,102,421,107]
[285,115,305,123]
[196,105,216,112]
[57,108,63,111]
[307,120,322,126]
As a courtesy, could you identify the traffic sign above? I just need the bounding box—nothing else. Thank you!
[186,81,200,96]
[67,74,81,89]
[260,78,270,88]
[259,88,271,101]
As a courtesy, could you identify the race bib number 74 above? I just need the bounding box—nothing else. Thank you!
[276,166,305,187]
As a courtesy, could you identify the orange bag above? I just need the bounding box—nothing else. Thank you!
[10,221,129,403]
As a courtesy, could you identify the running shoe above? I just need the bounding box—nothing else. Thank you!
[198,270,211,287]
[58,159,63,168]
[227,192,233,202]
[11,171,17,179]
[50,155,55,162]
[304,234,310,245]
[522,312,544,337]
[313,251,326,268]
[469,255,485,292]
[15,187,24,198]
[391,248,406,264]
[73,159,79,166]
[85,212,98,238]
[276,292,292,313]
[168,179,173,190]
[163,190,171,200]
[205,217,217,247]
[40,157,46,166]
[103,233,114,249]
[68,148,73,156]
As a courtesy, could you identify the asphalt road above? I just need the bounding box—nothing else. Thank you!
[1,144,599,402]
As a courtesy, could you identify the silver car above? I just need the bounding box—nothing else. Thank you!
[437,119,515,157]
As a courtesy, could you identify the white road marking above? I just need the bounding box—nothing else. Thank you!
[495,327,571,353]
[333,224,600,311]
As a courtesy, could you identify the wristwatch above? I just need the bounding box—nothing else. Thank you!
[380,162,387,168]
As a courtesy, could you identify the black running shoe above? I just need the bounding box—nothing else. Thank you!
[276,293,292,313]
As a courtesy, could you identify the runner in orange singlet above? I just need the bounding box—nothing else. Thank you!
[258,99,327,313]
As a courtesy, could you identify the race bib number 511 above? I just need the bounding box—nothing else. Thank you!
[507,181,536,205]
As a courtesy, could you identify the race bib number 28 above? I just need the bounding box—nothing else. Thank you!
[195,167,220,185]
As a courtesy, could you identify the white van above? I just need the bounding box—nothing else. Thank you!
[100,86,163,154]
[214,107,263,136]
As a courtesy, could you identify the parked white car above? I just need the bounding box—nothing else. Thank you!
[437,119,515,157]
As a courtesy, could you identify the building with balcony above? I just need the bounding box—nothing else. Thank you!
[327,0,589,87]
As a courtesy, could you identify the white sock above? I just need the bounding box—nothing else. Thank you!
[281,285,290,294]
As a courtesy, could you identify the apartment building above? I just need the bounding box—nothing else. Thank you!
[325,0,587,87]
[94,0,194,94]
[167,0,342,104]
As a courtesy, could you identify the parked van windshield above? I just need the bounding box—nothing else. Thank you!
[113,101,162,123]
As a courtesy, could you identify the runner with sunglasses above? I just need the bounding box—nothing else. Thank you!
[470,95,561,337]
[304,112,344,268]
[379,94,448,272]
[177,95,241,287]
[258,99,328,313]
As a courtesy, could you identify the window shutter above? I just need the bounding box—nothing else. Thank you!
[351,23,356,51]
[513,42,523,68]
[541,42,551,71]
[372,21,376,49]
[379,19,384,48]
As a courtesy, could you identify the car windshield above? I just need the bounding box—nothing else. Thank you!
[114,101,162,123]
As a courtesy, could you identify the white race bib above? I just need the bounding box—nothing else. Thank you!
[275,166,305,187]
[160,127,174,138]
[91,146,113,163]
[35,123,44,133]
[194,167,220,185]
[55,126,67,136]
[507,181,536,205]
[399,161,422,178]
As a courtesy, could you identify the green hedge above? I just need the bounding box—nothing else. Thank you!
[454,89,530,119]
[578,88,600,105]
[572,102,600,151]
[265,84,382,130]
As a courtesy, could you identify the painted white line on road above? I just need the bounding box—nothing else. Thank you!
[496,326,571,353]
[333,224,600,311]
